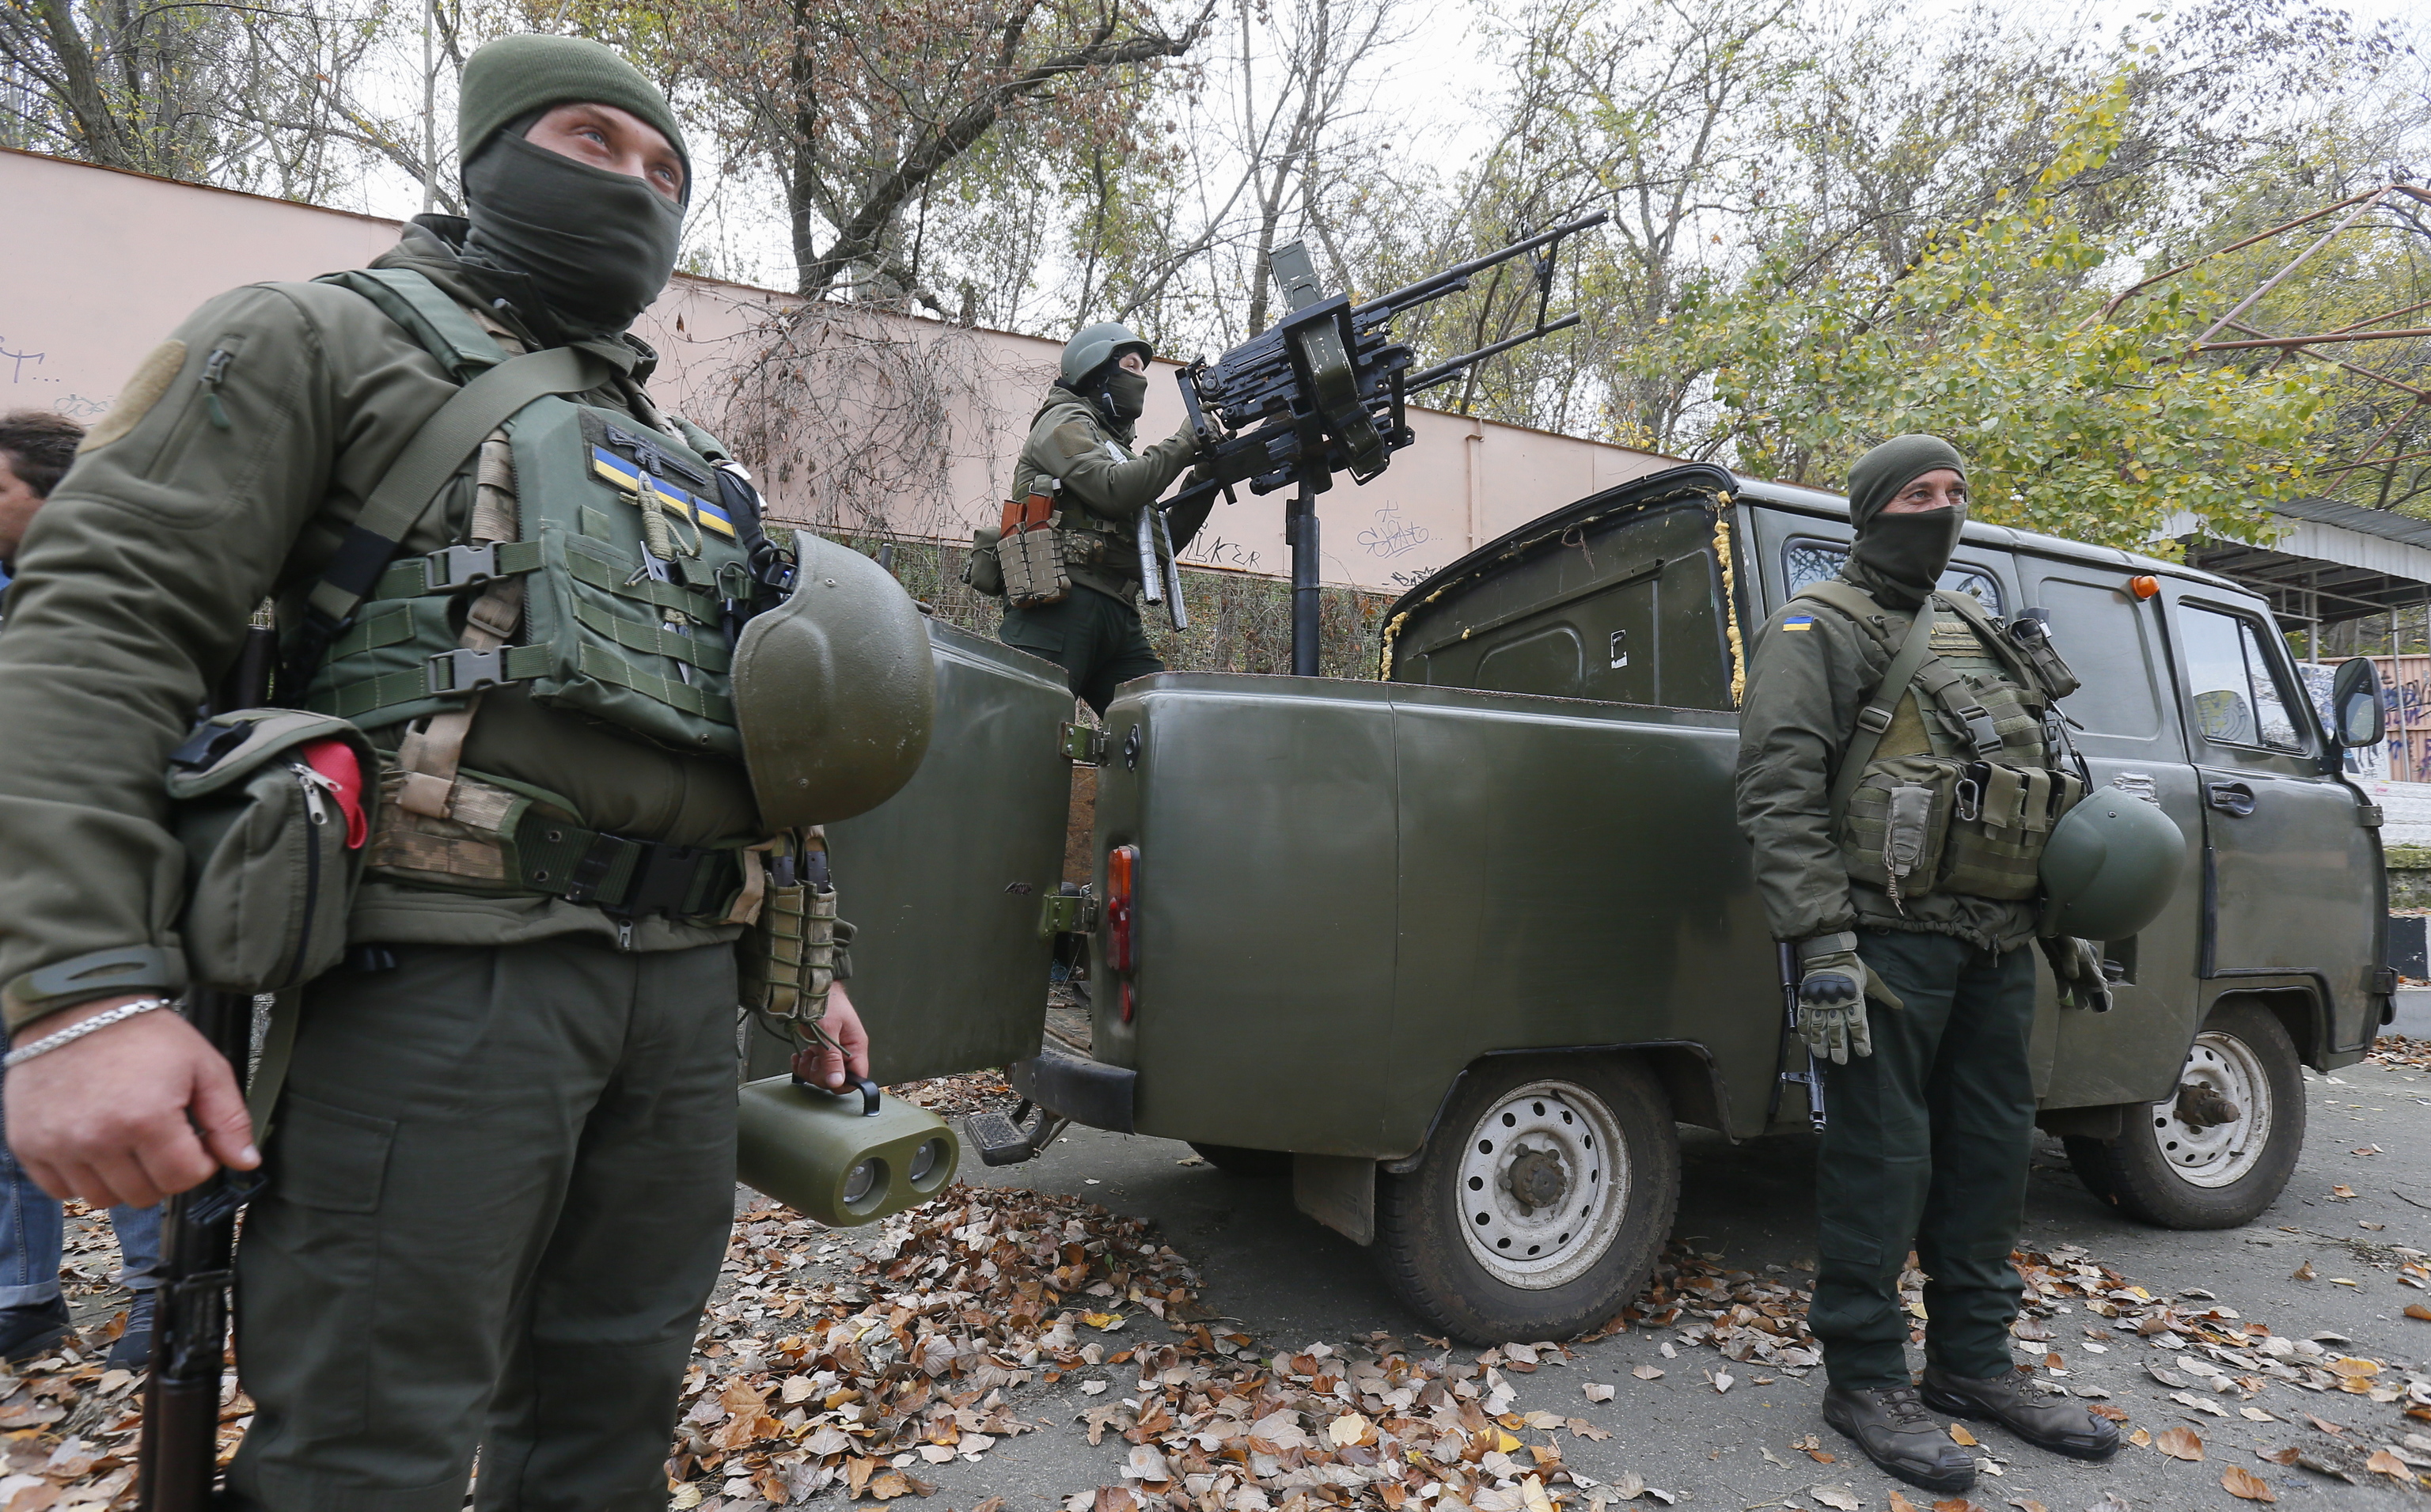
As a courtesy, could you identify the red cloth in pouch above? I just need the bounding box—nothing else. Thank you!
[298,738,369,851]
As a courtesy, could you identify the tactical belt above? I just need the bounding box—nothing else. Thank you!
[514,809,743,920]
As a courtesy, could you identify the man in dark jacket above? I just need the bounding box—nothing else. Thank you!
[0,36,867,1510]
[1734,435,2118,1494]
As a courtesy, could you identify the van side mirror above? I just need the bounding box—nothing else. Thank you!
[2328,656,2384,750]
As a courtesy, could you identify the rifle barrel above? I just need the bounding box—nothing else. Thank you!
[1404,313,1583,394]
[1356,210,1610,320]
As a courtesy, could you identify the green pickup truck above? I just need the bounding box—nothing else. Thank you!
[806,461,2394,1343]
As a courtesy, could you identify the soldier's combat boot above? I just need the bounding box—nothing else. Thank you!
[105,1290,154,1372]
[0,1298,71,1365]
[1920,1366,2122,1461]
[1822,1385,1978,1493]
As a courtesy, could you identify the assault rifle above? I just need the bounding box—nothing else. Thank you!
[1166,210,1606,673]
[139,620,276,1512]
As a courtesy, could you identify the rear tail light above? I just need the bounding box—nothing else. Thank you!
[1106,845,1137,972]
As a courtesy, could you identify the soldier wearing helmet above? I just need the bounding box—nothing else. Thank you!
[992,321,1208,714]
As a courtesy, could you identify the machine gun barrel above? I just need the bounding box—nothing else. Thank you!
[1405,312,1583,394]
[1355,210,1610,320]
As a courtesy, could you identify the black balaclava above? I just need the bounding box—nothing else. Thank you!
[1841,434,1969,610]
[462,126,685,335]
[1101,367,1150,424]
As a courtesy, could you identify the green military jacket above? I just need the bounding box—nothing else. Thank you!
[1009,391,1200,604]
[1733,577,2042,953]
[0,218,755,1032]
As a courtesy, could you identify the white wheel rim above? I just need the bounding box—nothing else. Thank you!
[2145,1029,2272,1188]
[1455,1079,1629,1291]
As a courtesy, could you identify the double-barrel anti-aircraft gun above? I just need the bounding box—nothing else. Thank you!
[1144,211,1606,673]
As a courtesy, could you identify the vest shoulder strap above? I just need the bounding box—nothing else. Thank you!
[1824,598,1942,822]
[318,267,508,380]
[1792,578,1892,640]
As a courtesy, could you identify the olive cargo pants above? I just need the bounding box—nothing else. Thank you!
[1001,585,1163,714]
[1808,928,2037,1389]
[224,937,738,1512]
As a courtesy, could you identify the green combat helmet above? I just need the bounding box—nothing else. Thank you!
[2039,783,2188,941]
[1061,321,1152,386]
[734,532,937,828]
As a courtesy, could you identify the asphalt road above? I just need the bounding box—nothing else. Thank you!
[831,1054,2431,1512]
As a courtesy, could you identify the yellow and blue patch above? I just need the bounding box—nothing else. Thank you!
[1781,613,1816,631]
[589,448,738,538]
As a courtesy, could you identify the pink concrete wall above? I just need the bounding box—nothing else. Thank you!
[2,147,1678,593]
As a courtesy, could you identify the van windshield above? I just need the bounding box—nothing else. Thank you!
[1783,539,2002,614]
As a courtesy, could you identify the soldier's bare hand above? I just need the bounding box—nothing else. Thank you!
[801,985,870,1091]
[6,996,258,1209]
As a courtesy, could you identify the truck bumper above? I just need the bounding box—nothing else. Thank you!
[1007,1046,1136,1135]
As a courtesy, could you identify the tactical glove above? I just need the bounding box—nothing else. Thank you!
[1795,933,1905,1065]
[2039,935,2113,1012]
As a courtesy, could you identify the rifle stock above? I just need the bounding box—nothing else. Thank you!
[138,620,278,1511]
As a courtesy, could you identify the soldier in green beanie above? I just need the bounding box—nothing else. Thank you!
[0,33,874,1510]
[1734,437,2119,1494]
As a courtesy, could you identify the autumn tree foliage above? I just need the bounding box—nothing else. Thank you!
[648,0,1216,301]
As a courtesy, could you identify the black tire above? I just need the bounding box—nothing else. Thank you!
[1375,1054,1679,1344]
[1187,1142,1290,1177]
[2062,1000,2304,1230]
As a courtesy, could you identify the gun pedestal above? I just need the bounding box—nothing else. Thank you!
[1288,484,1319,677]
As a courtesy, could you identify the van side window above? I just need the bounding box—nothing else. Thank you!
[1782,538,2003,614]
[2037,577,2164,740]
[2178,604,2306,753]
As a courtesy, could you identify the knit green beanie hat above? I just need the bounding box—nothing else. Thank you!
[457,34,690,188]
[1845,434,1967,532]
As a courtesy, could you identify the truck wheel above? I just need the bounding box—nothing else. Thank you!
[2061,1000,2304,1230]
[1187,1142,1289,1177]
[1374,1055,1678,1344]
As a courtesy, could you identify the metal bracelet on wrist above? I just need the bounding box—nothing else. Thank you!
[3,997,175,1070]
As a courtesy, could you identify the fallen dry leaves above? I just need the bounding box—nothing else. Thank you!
[2221,1464,2276,1503]
[2155,1425,2205,1461]
[2367,1033,2431,1070]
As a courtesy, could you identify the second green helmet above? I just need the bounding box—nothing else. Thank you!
[2039,786,2188,942]
[1061,321,1151,387]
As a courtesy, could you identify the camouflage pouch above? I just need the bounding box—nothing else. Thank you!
[739,834,853,1030]
[1840,754,1959,907]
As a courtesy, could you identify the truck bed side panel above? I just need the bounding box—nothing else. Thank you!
[1388,688,1781,1146]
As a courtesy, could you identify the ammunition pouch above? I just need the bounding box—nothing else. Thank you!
[1840,754,2087,904]
[1001,525,1071,607]
[739,833,854,1028]
[169,710,378,994]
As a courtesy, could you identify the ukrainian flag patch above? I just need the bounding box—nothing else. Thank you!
[589,449,738,538]
[1781,614,1815,631]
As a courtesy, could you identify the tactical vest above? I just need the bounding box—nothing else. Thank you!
[1800,581,2087,906]
[290,267,766,925]
[1008,396,1147,604]
[304,268,750,760]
